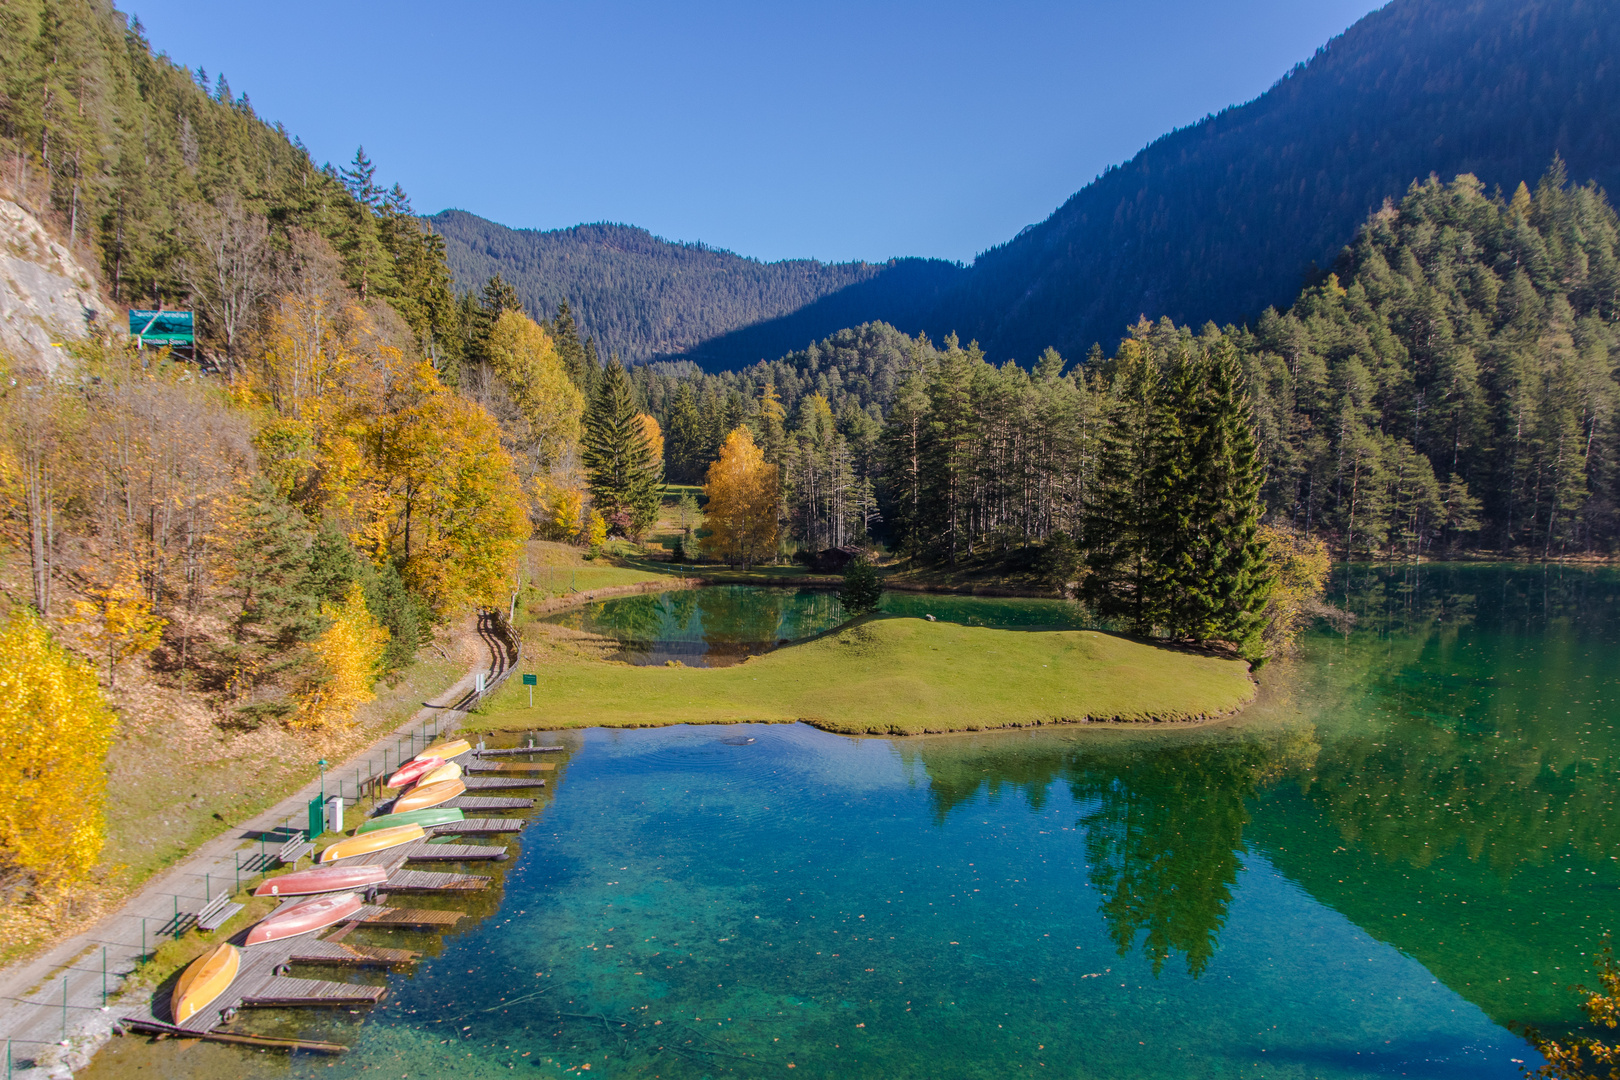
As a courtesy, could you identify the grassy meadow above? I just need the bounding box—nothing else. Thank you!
[470,615,1256,736]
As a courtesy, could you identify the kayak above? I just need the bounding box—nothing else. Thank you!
[417,761,462,786]
[254,864,388,897]
[357,807,465,834]
[393,778,466,814]
[172,942,239,1025]
[414,737,470,762]
[386,756,444,789]
[245,892,363,946]
[320,823,425,863]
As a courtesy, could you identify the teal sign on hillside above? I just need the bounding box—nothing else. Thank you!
[128,309,194,345]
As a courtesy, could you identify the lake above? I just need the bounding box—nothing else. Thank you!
[86,564,1620,1078]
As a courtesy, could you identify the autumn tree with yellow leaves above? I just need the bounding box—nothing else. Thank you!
[0,609,118,894]
[703,428,780,567]
[68,564,166,688]
[293,584,389,731]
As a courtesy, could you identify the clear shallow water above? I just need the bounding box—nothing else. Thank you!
[541,585,1093,666]
[89,564,1620,1079]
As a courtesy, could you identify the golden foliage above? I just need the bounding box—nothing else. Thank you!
[1521,942,1620,1079]
[703,427,780,567]
[486,311,585,467]
[586,509,608,548]
[292,584,389,731]
[533,478,585,541]
[66,564,167,687]
[0,609,118,894]
[635,413,664,467]
[1259,523,1332,657]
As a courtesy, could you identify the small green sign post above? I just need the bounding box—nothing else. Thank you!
[307,795,325,840]
[522,672,537,707]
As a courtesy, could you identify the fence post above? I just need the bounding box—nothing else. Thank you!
[204,873,211,903]
[61,976,67,1039]
[102,946,107,1006]
[141,918,146,961]
[235,853,241,891]
[172,895,180,939]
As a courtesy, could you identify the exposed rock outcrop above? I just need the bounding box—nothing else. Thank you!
[0,198,103,374]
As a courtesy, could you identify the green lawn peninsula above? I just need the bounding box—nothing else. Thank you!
[468,615,1255,736]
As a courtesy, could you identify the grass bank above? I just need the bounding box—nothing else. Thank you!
[469,615,1255,736]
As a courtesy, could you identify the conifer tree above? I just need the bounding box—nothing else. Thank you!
[665,382,705,483]
[583,359,661,537]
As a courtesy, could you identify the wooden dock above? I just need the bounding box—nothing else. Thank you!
[383,868,491,892]
[442,795,533,810]
[361,906,464,929]
[406,841,509,862]
[429,817,524,836]
[241,976,387,1008]
[288,938,420,967]
[466,761,555,773]
[462,776,546,790]
[474,746,563,755]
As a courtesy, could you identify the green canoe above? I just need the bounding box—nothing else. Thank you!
[357,807,465,834]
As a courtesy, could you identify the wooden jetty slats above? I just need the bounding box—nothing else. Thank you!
[429,817,524,835]
[117,1018,348,1054]
[363,906,464,929]
[406,841,509,862]
[442,795,533,810]
[474,746,563,755]
[288,939,420,967]
[242,975,387,1007]
[462,777,546,790]
[384,868,491,892]
[466,761,555,772]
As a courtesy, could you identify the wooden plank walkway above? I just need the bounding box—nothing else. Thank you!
[362,906,464,929]
[406,841,509,862]
[383,868,491,892]
[442,795,533,810]
[474,746,563,755]
[429,817,524,836]
[242,975,387,1007]
[289,939,420,967]
[466,761,555,773]
[462,777,546,790]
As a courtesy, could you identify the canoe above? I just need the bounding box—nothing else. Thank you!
[357,807,465,834]
[172,942,239,1025]
[417,761,462,786]
[245,892,363,946]
[393,778,466,814]
[320,823,425,863]
[254,864,388,897]
[414,737,470,762]
[386,756,444,789]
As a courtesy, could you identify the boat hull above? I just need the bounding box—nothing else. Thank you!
[417,761,462,786]
[393,778,466,814]
[386,756,444,789]
[254,864,388,897]
[357,807,465,834]
[245,892,364,946]
[320,823,425,862]
[414,738,470,762]
[173,942,239,1026]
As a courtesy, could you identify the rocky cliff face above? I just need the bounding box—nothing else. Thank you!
[0,198,104,374]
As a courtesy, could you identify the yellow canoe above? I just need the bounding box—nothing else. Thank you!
[393,778,466,814]
[414,737,470,762]
[321,823,425,862]
[417,761,462,786]
[173,942,240,1026]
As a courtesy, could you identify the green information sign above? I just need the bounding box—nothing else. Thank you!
[522,673,538,686]
[128,309,194,345]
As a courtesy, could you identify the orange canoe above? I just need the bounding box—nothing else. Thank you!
[173,942,239,1026]
[414,737,470,762]
[386,756,444,789]
[393,778,466,814]
[245,892,364,946]
[320,823,425,863]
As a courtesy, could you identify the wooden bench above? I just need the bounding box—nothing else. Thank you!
[195,891,243,932]
[277,832,315,867]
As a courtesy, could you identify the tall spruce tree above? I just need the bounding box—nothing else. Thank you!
[583,359,662,537]
[665,382,705,482]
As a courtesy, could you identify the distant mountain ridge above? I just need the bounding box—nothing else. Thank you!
[429,211,964,366]
[439,0,1620,370]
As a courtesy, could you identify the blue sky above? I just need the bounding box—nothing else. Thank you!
[128,1,1383,264]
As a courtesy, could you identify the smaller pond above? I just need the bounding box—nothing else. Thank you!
[539,586,1094,666]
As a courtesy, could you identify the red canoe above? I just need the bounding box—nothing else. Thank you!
[387,756,445,789]
[245,892,364,946]
[253,864,388,898]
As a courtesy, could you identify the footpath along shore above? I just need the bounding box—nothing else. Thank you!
[0,612,518,1079]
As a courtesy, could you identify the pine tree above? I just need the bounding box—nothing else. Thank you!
[666,382,705,483]
[583,359,661,538]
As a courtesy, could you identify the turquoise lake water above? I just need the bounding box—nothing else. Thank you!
[87,564,1620,1079]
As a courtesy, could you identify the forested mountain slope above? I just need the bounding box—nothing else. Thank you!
[430,210,964,367]
[943,0,1620,362]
